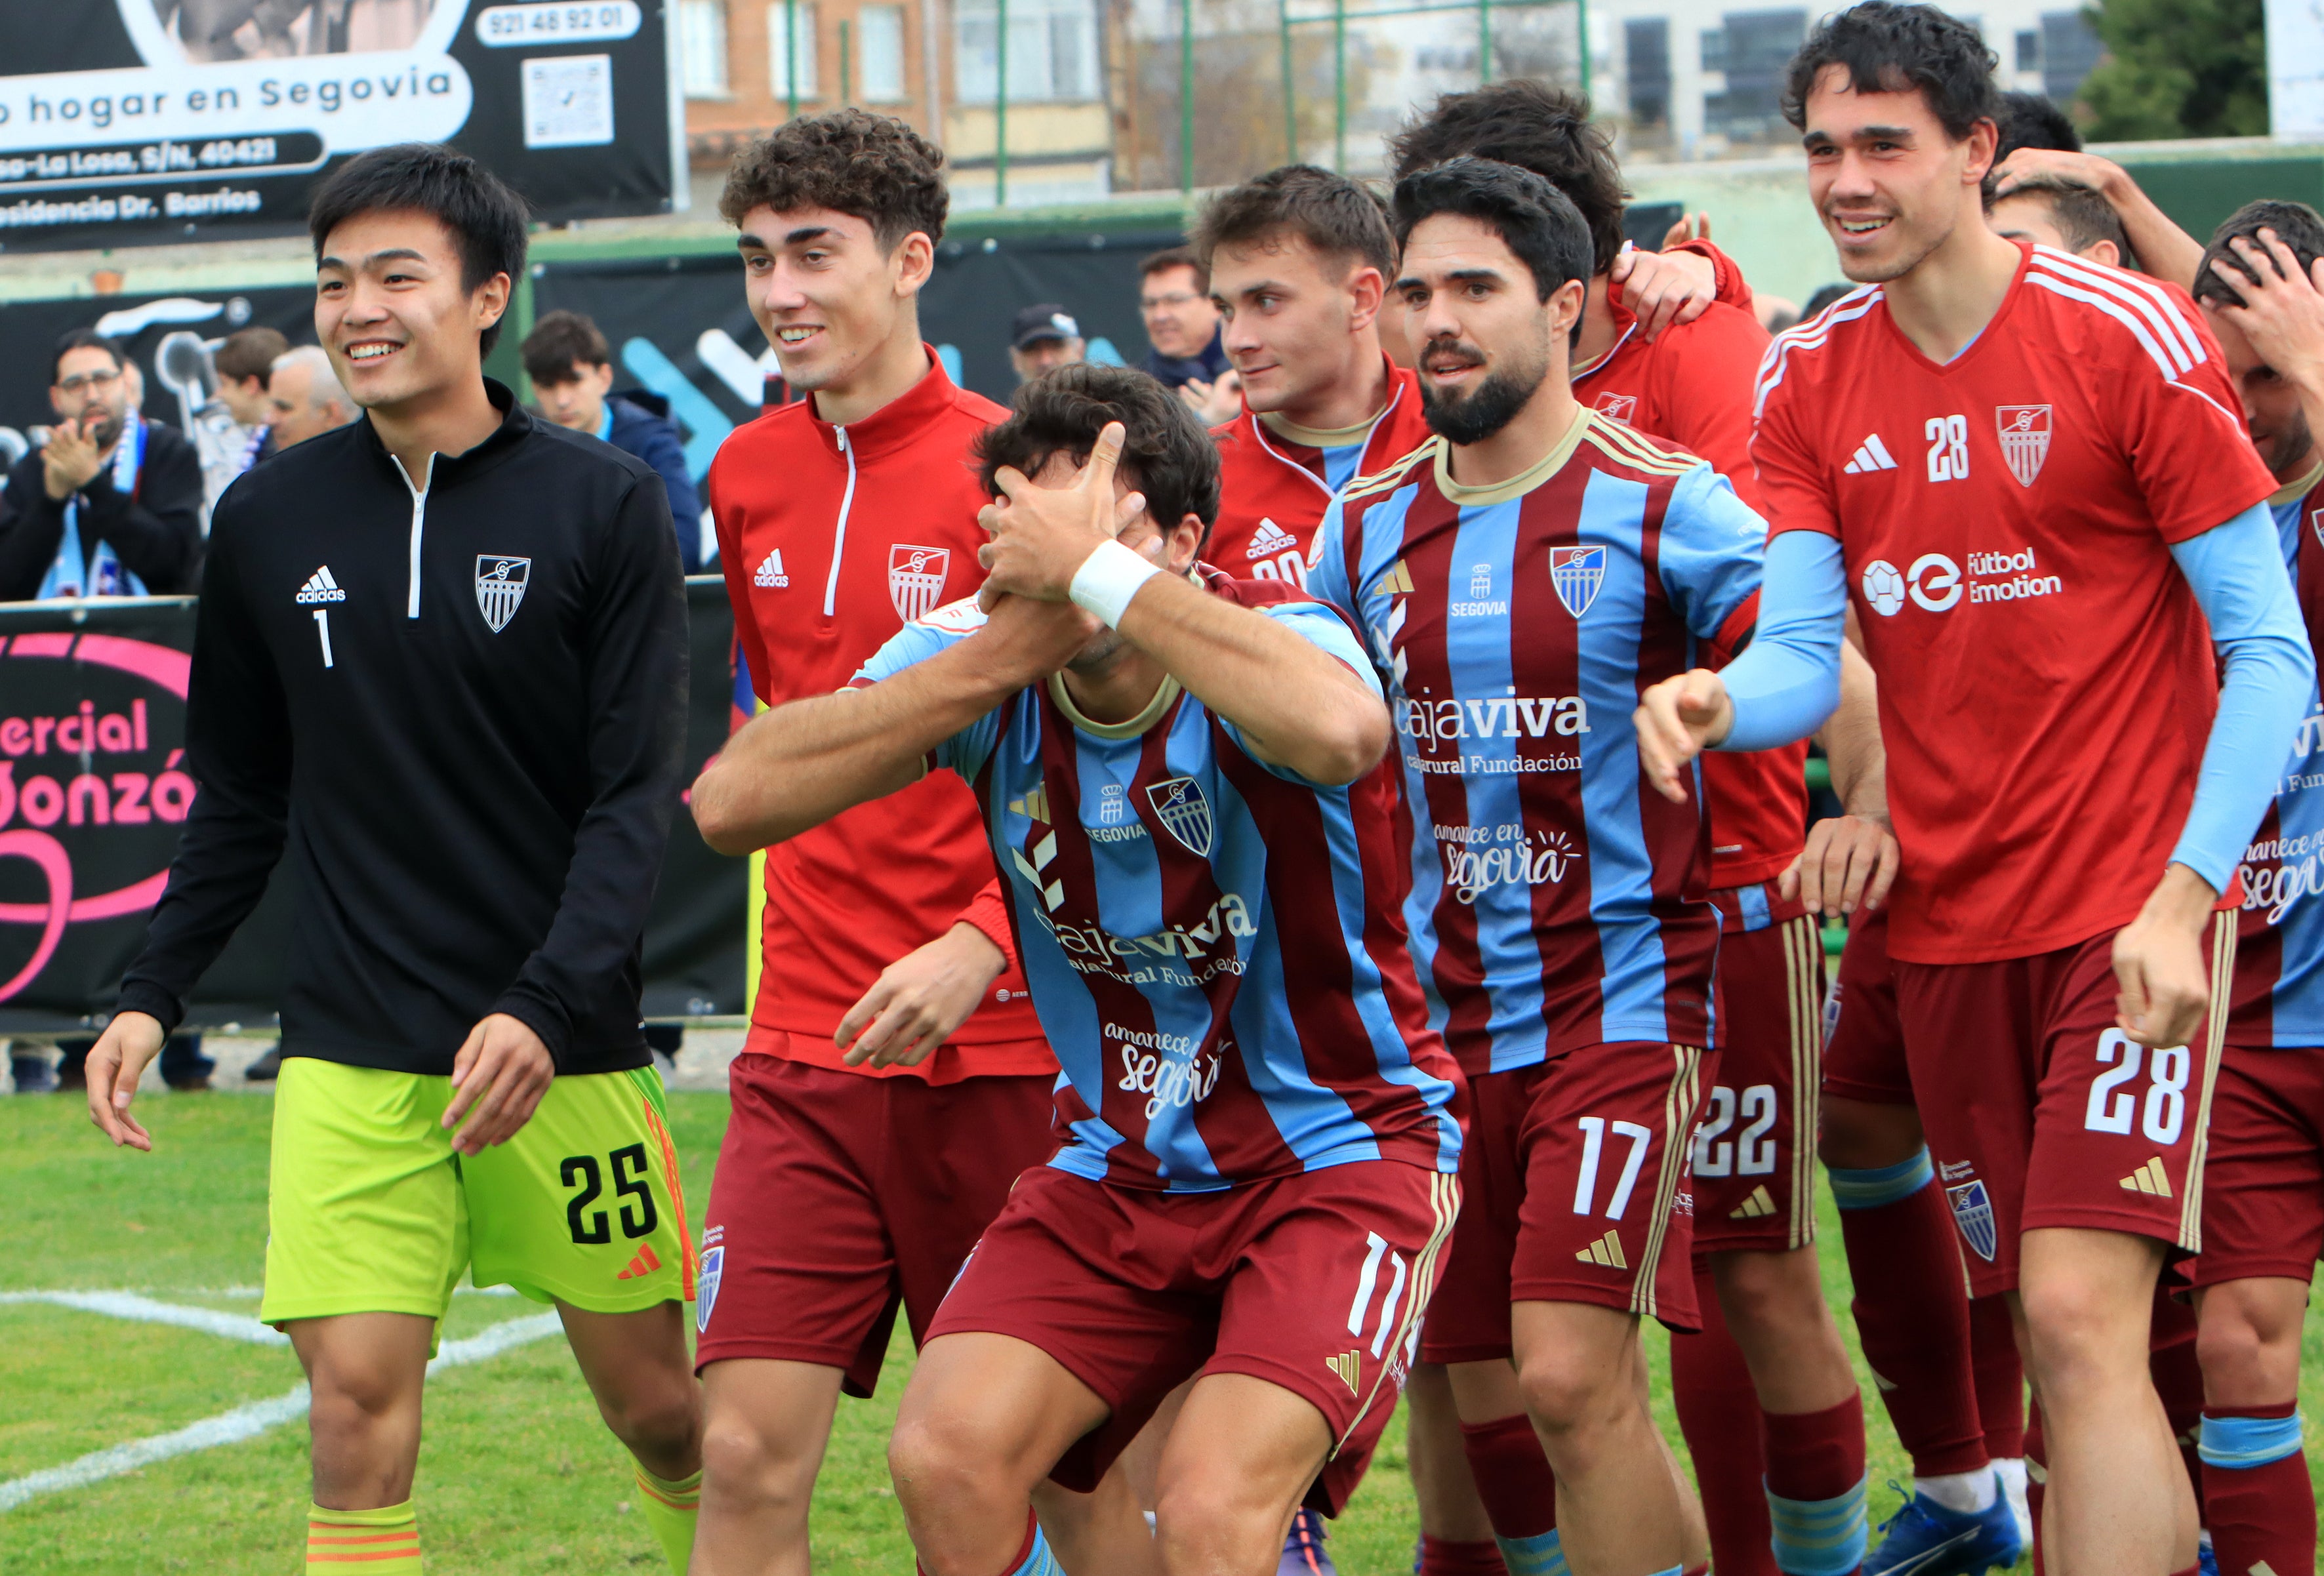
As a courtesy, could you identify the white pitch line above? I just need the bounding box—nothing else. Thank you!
[0,1291,287,1346]
[0,1313,564,1513]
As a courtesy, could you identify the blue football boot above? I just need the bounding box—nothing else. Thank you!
[1865,1478,2025,1576]
[1279,1507,1337,1576]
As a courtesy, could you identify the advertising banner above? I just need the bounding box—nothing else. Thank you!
[0,579,746,1032]
[0,1,677,252]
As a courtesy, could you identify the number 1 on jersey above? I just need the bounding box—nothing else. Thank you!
[313,609,335,669]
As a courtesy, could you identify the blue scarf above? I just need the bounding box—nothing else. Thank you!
[39,416,148,600]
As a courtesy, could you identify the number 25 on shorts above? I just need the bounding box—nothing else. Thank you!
[561,1144,661,1244]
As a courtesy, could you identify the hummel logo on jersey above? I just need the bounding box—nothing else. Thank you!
[1728,1184,1778,1220]
[1011,830,1065,912]
[1576,1230,1629,1270]
[1328,1350,1362,1396]
[2120,1156,2172,1198]
[1842,434,1898,474]
[754,548,789,588]
[616,1242,664,1280]
[1246,517,1297,559]
[295,566,346,604]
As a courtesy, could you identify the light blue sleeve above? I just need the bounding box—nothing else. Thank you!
[1216,599,1386,783]
[1714,529,1846,752]
[2167,502,2317,891]
[1656,463,1767,643]
[850,606,1004,780]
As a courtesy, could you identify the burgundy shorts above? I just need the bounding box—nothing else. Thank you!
[1694,889,1825,1255]
[1894,915,2233,1299]
[1822,904,1915,1107]
[926,1160,1459,1514]
[695,1055,1057,1392]
[1420,1042,1705,1364]
[2182,1041,2324,1287]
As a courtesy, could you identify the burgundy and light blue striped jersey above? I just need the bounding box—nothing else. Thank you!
[851,571,1465,1192]
[2230,463,2324,1049]
[1307,409,1766,1075]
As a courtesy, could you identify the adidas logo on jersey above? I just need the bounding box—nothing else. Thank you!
[1728,1184,1778,1220]
[295,566,346,604]
[2120,1156,2172,1197]
[1327,1350,1362,1396]
[754,548,790,588]
[615,1242,664,1280]
[1842,434,1898,474]
[1576,1230,1629,1270]
[1245,517,1298,559]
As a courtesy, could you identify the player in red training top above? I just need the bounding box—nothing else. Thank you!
[1387,81,1867,1576]
[2185,201,2324,1576]
[689,111,1070,1575]
[1637,7,2312,1573]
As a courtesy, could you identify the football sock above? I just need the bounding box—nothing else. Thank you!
[1967,1292,2026,1459]
[2150,1315,2209,1524]
[1913,1468,1998,1514]
[1417,1535,1511,1575]
[1827,1149,1988,1478]
[307,1501,422,1573]
[1669,1264,1777,1576]
[2201,1404,2314,1576]
[1763,1394,1869,1576]
[917,1511,1059,1576]
[631,1463,701,1576]
[1456,1413,1561,1574]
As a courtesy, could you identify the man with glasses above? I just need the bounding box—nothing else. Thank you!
[1137,247,1239,425]
[1,329,203,603]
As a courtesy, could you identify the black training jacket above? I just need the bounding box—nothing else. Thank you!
[115,382,689,1076]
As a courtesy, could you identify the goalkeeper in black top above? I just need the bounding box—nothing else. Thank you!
[81,145,708,1576]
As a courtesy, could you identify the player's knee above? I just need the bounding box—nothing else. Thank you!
[701,1415,811,1506]
[1151,1470,1289,1564]
[887,1409,1021,1518]
[1516,1344,1630,1436]
[2018,1274,2142,1389]
[1713,1249,1816,1333]
[598,1377,701,1459]
[310,1354,418,1426]
[2196,1288,2302,1401]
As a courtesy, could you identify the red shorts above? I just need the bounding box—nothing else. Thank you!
[1694,889,1825,1255]
[1420,1042,1705,1363]
[926,1160,1459,1514]
[1821,904,1915,1107]
[1895,916,2233,1298]
[695,1053,1058,1392]
[2182,1041,2324,1287]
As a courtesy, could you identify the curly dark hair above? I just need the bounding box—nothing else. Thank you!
[718,108,948,253]
[1191,165,1397,281]
[309,142,531,354]
[975,363,1221,547]
[1387,82,1626,276]
[2195,199,2324,312]
[1391,156,1594,306]
[1782,3,1999,142]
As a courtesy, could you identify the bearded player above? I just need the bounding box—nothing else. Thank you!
[691,110,1070,1576]
[1309,155,1785,1576]
[695,363,1463,1576]
[2186,199,2324,1576]
[1635,7,2311,1573]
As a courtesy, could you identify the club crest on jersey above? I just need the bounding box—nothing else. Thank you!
[1146,777,1215,857]
[888,544,951,622]
[2312,508,2324,553]
[1946,1179,1999,1262]
[474,556,531,632]
[1593,393,1638,425]
[1548,544,1606,618]
[695,1244,724,1333]
[1995,405,2052,487]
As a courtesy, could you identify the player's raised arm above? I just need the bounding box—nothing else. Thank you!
[980,418,1391,786]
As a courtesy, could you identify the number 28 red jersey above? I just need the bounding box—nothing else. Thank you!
[1750,242,2276,965]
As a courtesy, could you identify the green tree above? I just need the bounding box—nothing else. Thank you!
[2075,0,2268,139]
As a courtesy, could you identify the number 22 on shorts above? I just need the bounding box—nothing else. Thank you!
[2082,1027,2190,1146]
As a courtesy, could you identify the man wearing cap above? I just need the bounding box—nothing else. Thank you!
[1008,304,1086,383]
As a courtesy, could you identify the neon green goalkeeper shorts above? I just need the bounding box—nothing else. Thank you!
[260,1058,695,1327]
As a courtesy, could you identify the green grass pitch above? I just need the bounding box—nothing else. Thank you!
[3,1091,2319,1573]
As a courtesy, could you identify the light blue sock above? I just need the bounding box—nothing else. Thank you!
[2199,1410,2304,1469]
[1492,1528,1569,1576]
[1011,1524,1061,1576]
[1827,1147,1934,1211]
[1767,1472,1869,1575]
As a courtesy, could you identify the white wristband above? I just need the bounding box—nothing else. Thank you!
[1068,538,1163,628]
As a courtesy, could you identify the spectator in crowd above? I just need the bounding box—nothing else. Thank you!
[521,310,703,571]
[1007,302,1085,382]
[0,330,212,1093]
[1986,170,2134,268]
[187,325,289,520]
[264,344,358,450]
[1137,246,1239,424]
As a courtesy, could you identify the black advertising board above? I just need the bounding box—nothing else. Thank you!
[0,581,746,1032]
[0,1,677,253]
